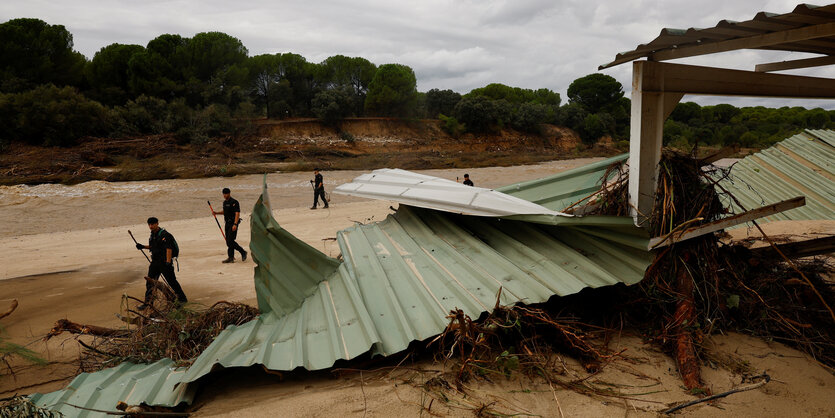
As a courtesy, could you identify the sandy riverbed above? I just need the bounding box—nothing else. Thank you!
[1,159,833,416]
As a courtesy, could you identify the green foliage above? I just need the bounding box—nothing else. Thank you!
[0,18,86,93]
[86,43,145,105]
[312,87,354,125]
[453,95,512,133]
[512,102,548,133]
[181,32,248,82]
[438,113,465,137]
[2,84,109,146]
[364,63,418,117]
[425,89,461,118]
[321,55,376,115]
[468,83,560,107]
[567,73,624,114]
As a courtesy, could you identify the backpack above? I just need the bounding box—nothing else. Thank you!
[158,228,180,258]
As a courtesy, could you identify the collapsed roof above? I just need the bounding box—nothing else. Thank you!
[30,163,652,416]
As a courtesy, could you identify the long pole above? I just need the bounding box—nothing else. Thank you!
[207,200,226,240]
[128,230,151,263]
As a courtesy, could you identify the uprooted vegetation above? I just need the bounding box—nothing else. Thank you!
[45,280,258,372]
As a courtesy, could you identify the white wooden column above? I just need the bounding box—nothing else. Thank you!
[628,61,681,226]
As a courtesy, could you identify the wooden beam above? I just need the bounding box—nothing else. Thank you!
[699,145,740,166]
[750,236,835,259]
[649,197,806,249]
[755,55,835,72]
[636,60,835,98]
[648,22,835,62]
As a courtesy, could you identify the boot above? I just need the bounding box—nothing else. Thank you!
[222,257,235,264]
[241,251,248,262]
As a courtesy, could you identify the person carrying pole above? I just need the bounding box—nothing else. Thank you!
[212,187,247,263]
[310,168,329,209]
[134,217,187,309]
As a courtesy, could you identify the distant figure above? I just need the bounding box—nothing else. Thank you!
[463,173,474,187]
[212,188,247,263]
[135,217,187,309]
[311,168,329,209]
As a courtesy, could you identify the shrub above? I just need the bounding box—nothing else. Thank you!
[438,114,465,138]
[3,84,108,146]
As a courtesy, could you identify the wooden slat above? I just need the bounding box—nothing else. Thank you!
[649,197,806,249]
[649,22,835,62]
[755,55,835,72]
[750,236,835,259]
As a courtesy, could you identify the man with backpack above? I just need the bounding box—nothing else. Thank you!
[135,217,187,309]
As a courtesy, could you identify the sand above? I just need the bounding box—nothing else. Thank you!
[1,159,834,416]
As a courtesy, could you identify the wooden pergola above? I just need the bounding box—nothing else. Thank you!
[600,3,835,225]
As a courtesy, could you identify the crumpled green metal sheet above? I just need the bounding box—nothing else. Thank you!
[497,154,628,211]
[176,181,652,384]
[340,205,652,357]
[250,179,342,315]
[715,129,835,224]
[29,359,195,417]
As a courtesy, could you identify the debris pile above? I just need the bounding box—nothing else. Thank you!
[45,286,258,372]
[588,150,835,388]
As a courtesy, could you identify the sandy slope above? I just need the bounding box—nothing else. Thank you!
[1,159,834,416]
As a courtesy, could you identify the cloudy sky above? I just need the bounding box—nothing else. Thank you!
[3,0,834,108]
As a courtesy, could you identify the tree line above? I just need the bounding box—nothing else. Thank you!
[1,18,833,150]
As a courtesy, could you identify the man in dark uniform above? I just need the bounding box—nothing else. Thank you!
[311,168,328,209]
[212,188,247,263]
[135,217,187,309]
[463,173,474,186]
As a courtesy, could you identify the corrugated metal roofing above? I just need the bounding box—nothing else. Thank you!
[715,129,835,224]
[333,168,567,217]
[29,359,195,418]
[496,154,627,212]
[176,178,652,385]
[600,4,835,69]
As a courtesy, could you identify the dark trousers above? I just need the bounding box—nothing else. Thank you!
[313,188,328,208]
[225,222,246,259]
[146,261,187,303]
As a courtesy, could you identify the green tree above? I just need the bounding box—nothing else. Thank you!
[566,73,624,114]
[364,64,418,117]
[0,18,86,92]
[425,89,461,118]
[86,43,145,105]
[670,101,701,123]
[128,34,188,98]
[321,55,376,115]
[181,32,248,81]
[4,84,108,146]
[512,102,548,133]
[558,102,588,132]
[312,87,354,125]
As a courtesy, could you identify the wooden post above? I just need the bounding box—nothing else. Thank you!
[628,61,682,226]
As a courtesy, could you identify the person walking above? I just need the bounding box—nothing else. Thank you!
[462,173,474,186]
[212,188,247,263]
[135,217,187,309]
[311,168,329,209]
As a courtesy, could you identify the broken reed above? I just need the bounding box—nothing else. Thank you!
[430,301,612,382]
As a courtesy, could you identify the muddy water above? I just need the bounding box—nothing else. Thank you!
[0,158,604,238]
